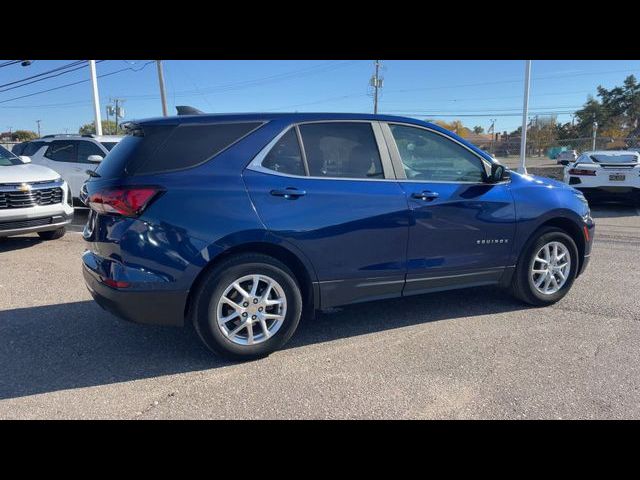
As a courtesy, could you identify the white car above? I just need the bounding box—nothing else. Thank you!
[0,145,73,240]
[19,134,122,202]
[563,150,640,203]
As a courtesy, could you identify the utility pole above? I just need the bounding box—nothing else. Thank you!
[518,60,532,174]
[592,117,598,151]
[370,60,383,114]
[110,98,125,135]
[105,106,111,134]
[88,60,103,136]
[36,120,41,138]
[489,119,496,155]
[156,60,168,117]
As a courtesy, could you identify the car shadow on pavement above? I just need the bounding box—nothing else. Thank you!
[0,236,43,253]
[590,203,639,219]
[0,286,527,401]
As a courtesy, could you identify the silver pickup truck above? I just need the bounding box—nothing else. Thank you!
[0,145,73,240]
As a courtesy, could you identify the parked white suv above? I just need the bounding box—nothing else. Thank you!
[0,145,73,239]
[19,134,122,202]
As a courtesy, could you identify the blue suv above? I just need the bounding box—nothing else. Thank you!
[82,113,594,359]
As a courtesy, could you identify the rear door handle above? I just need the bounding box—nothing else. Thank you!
[411,191,439,201]
[270,188,307,199]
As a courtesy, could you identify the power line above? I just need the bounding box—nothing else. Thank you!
[0,61,155,105]
[0,60,88,90]
[116,61,359,99]
[0,60,22,69]
[0,61,107,94]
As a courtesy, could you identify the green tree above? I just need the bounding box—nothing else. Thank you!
[12,130,38,141]
[473,126,485,134]
[79,120,118,135]
[574,75,640,140]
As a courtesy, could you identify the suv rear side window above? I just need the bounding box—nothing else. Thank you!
[298,122,384,179]
[389,124,486,182]
[95,122,263,178]
[133,122,263,175]
[262,129,306,176]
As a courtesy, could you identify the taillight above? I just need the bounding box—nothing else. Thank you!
[88,187,162,217]
[102,278,131,289]
[568,168,597,176]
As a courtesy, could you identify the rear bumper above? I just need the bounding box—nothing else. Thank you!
[82,260,187,327]
[0,210,73,237]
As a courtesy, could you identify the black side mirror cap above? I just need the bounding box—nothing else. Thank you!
[487,163,506,183]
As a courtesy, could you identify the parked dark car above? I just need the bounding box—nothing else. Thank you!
[82,112,595,359]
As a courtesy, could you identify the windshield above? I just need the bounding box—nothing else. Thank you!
[100,142,119,151]
[590,154,638,164]
[0,145,23,166]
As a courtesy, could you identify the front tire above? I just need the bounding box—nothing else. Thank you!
[37,227,66,241]
[510,227,579,306]
[192,253,303,360]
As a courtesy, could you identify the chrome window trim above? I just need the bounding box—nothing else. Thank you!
[246,120,396,182]
[380,121,506,185]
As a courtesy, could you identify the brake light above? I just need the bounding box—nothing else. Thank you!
[102,278,131,289]
[88,187,162,217]
[568,168,597,176]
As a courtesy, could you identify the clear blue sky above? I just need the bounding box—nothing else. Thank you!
[2,60,640,136]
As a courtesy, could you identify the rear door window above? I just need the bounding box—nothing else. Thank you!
[298,122,384,179]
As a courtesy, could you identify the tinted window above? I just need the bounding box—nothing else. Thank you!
[298,122,383,179]
[100,142,118,151]
[77,141,105,163]
[0,145,22,166]
[390,124,486,182]
[262,129,305,176]
[11,142,27,155]
[134,122,263,175]
[22,141,45,156]
[45,141,75,162]
[590,154,638,164]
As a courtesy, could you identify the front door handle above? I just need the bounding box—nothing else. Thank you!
[270,188,307,199]
[411,191,439,201]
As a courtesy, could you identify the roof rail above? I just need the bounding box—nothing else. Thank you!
[41,133,79,138]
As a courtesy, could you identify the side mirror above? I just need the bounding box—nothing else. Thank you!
[486,163,506,183]
[87,155,103,163]
[19,155,31,164]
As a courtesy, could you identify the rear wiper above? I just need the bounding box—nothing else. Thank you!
[86,169,101,178]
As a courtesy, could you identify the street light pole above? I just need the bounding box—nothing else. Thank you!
[156,60,169,117]
[36,120,41,138]
[592,119,598,151]
[89,60,103,136]
[518,60,532,174]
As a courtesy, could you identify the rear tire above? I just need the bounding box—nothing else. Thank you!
[192,253,303,360]
[510,227,579,306]
[37,227,66,241]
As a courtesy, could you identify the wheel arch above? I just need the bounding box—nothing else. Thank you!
[523,215,586,276]
[184,241,317,322]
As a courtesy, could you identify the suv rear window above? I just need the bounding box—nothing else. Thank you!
[95,122,262,178]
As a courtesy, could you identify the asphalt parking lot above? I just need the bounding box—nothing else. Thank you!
[1,203,640,419]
